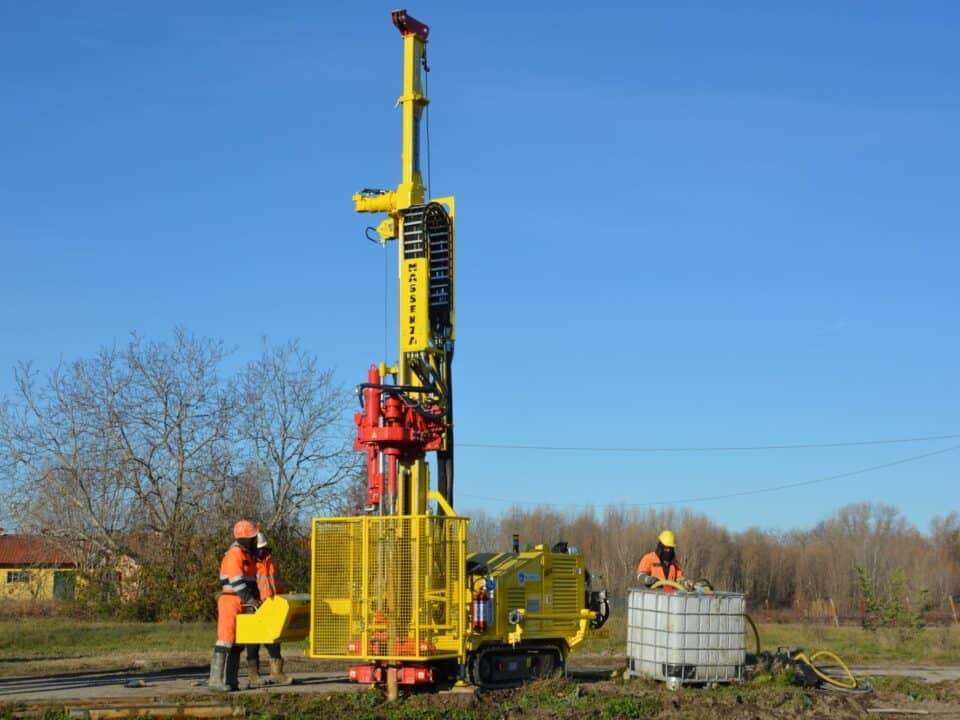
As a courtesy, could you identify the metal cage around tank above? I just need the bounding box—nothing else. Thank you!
[309,513,469,663]
[625,587,746,686]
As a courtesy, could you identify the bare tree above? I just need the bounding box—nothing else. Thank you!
[463,507,502,554]
[0,330,361,618]
[0,331,236,610]
[1,360,132,558]
[236,340,359,530]
[330,468,372,517]
[930,513,960,603]
[102,331,235,551]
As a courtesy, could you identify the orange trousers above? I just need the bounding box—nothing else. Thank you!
[217,594,242,644]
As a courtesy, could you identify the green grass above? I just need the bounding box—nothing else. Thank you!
[584,612,960,665]
[756,622,960,664]
[0,617,317,677]
[0,618,217,677]
[226,672,960,720]
[0,618,311,657]
[2,615,957,679]
[0,618,215,657]
[4,670,960,720]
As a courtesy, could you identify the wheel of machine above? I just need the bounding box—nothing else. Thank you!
[468,644,565,688]
[477,654,494,685]
[530,652,553,679]
[530,648,563,680]
[468,651,494,687]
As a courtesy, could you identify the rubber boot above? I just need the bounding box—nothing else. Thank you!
[207,647,231,691]
[225,646,243,691]
[247,658,263,688]
[269,657,291,685]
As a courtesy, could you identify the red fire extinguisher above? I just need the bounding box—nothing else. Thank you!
[472,585,489,632]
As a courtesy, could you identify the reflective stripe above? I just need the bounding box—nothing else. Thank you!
[220,578,258,591]
[219,543,260,605]
[220,578,258,594]
[255,554,286,600]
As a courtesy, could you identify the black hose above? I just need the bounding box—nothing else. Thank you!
[744,613,761,658]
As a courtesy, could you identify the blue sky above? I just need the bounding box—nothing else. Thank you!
[1,2,957,534]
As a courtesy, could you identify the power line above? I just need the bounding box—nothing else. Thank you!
[458,432,960,454]
[457,443,960,510]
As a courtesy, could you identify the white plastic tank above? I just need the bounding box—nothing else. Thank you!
[625,587,746,686]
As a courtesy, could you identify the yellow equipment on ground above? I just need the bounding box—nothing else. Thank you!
[238,9,608,691]
[236,594,311,645]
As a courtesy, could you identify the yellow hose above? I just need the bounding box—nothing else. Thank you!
[743,613,859,690]
[650,579,687,592]
[650,578,718,593]
[792,650,858,690]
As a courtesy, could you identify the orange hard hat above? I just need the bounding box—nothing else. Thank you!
[233,520,260,539]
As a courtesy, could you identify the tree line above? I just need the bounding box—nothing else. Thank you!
[466,502,960,622]
[2,331,956,624]
[0,329,363,619]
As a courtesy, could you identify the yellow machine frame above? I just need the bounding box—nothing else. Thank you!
[309,493,467,662]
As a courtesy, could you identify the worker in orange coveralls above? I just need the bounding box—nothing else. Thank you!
[208,519,261,691]
[636,529,694,593]
[246,532,291,686]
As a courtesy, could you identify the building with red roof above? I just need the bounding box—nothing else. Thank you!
[0,534,78,600]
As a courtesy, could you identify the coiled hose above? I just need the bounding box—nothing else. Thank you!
[745,613,866,692]
[792,649,859,691]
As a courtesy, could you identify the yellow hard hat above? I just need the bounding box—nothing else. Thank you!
[658,529,676,548]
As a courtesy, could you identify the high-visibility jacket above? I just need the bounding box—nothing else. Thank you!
[636,551,685,593]
[219,542,259,605]
[256,552,287,600]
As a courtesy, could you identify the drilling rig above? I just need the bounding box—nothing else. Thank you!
[237,9,608,694]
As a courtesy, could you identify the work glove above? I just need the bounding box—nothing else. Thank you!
[639,574,656,588]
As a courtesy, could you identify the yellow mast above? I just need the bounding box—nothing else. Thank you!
[352,9,455,516]
[352,9,428,237]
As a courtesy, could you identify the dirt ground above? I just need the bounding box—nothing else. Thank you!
[2,653,960,718]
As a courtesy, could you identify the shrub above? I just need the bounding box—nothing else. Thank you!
[602,695,658,719]
[855,565,934,633]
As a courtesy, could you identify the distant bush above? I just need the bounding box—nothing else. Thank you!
[855,564,934,633]
[0,599,60,619]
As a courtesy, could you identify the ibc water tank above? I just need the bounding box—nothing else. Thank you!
[624,588,746,687]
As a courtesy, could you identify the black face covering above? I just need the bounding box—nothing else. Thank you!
[238,536,257,553]
[657,542,675,565]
